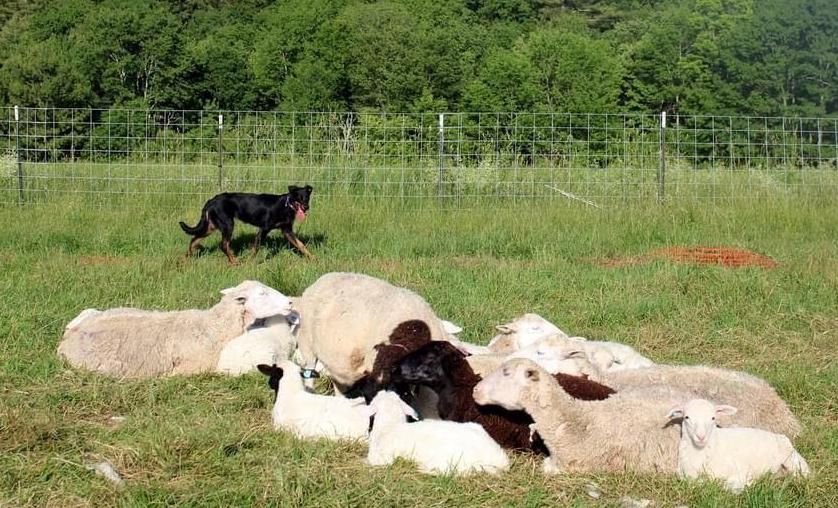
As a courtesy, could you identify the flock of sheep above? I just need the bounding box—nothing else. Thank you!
[58,272,810,493]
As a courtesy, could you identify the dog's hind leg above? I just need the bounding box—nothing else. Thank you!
[215,216,238,265]
[186,215,215,257]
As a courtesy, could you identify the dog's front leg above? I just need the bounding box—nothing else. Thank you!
[282,230,313,258]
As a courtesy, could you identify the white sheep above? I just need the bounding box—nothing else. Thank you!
[668,398,810,492]
[365,390,510,476]
[486,313,568,354]
[498,342,802,438]
[508,333,654,374]
[292,272,452,392]
[473,359,799,475]
[257,360,370,441]
[215,311,300,376]
[467,340,599,379]
[58,280,292,378]
[601,365,802,437]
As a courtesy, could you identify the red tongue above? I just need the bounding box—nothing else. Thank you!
[295,207,306,222]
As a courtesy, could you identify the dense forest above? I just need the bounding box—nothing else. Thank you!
[0,0,836,116]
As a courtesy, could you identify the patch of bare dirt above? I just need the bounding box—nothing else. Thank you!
[598,246,777,269]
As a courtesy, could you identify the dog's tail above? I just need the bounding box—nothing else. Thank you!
[179,214,208,236]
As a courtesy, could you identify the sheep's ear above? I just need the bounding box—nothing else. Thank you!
[256,364,274,376]
[715,404,738,416]
[524,368,540,382]
[666,406,684,420]
[495,324,515,334]
[441,320,462,335]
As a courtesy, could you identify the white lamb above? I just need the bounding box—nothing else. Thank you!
[365,391,510,476]
[257,360,370,441]
[215,311,300,376]
[292,272,452,392]
[668,398,810,492]
[58,281,293,378]
[486,313,568,354]
[508,333,654,374]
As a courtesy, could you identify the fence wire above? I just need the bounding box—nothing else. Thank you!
[2,107,836,207]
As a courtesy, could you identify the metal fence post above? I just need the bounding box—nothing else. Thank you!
[438,113,445,198]
[217,113,224,190]
[14,105,24,205]
[658,111,666,203]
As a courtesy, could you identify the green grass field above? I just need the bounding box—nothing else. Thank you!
[1,193,836,507]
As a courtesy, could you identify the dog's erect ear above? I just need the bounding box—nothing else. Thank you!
[305,185,313,192]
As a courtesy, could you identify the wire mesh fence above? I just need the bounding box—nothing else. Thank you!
[1,106,836,208]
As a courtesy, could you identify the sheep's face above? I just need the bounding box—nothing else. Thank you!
[473,358,541,410]
[491,314,566,351]
[667,398,737,449]
[221,281,293,320]
[367,390,419,421]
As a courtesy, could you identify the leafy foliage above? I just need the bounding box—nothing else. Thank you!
[0,0,835,115]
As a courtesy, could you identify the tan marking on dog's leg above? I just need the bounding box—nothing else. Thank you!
[283,230,313,258]
[221,239,238,265]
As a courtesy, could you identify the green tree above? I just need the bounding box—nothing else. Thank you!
[251,0,345,108]
[71,0,182,107]
[522,24,623,112]
[719,0,837,115]
[462,48,539,111]
[284,2,425,111]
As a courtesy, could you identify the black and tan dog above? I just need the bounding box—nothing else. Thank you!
[179,185,313,264]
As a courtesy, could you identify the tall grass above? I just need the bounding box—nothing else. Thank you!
[0,195,836,507]
[2,159,837,208]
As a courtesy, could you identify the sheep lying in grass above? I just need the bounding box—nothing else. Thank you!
[473,359,798,475]
[293,272,452,392]
[505,333,654,374]
[491,336,802,437]
[466,332,640,379]
[257,360,369,441]
[58,281,293,378]
[366,390,510,476]
[668,398,810,492]
[600,365,802,437]
[486,313,568,354]
[216,311,300,376]
[388,340,615,453]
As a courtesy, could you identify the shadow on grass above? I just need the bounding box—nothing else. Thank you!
[189,232,327,259]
